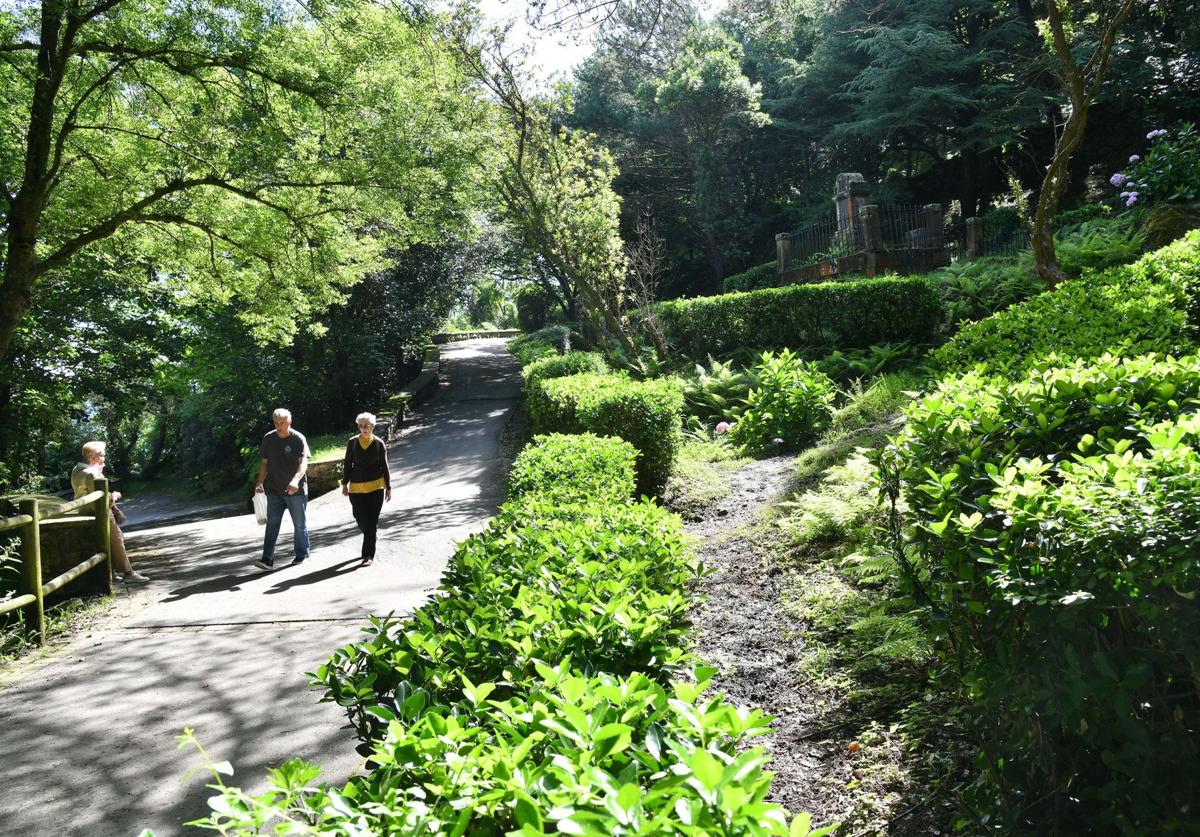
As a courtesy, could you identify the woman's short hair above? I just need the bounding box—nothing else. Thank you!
[355,412,377,426]
[272,408,292,421]
[81,440,106,460]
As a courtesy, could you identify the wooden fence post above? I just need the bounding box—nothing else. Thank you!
[19,498,45,644]
[94,477,113,594]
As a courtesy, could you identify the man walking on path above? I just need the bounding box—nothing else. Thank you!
[254,408,310,570]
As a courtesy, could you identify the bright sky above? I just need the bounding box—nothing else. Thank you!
[475,0,598,81]
[475,0,722,81]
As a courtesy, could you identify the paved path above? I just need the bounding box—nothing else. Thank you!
[0,339,521,837]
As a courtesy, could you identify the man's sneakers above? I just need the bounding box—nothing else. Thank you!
[118,571,151,584]
[254,559,275,571]
[291,555,308,566]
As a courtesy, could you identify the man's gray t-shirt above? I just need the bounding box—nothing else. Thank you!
[260,430,310,496]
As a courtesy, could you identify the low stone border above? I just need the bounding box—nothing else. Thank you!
[433,329,522,343]
[374,344,441,443]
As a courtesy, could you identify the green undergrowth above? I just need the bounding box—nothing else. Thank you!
[663,439,748,519]
[763,451,970,833]
[1,590,116,670]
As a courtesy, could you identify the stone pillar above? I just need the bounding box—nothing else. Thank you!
[775,232,792,274]
[924,204,944,249]
[965,217,981,260]
[834,173,869,233]
[860,205,882,276]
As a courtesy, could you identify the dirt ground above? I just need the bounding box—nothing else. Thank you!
[685,454,941,835]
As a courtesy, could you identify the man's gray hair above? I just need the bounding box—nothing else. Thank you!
[272,408,292,421]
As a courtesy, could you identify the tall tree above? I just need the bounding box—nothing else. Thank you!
[0,0,488,364]
[456,27,643,363]
[1031,0,1138,287]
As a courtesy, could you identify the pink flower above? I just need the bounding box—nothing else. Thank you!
[714,421,731,435]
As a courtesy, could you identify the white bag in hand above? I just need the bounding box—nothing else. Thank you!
[253,491,268,525]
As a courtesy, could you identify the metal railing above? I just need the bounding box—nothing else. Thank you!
[775,214,864,273]
[0,478,113,644]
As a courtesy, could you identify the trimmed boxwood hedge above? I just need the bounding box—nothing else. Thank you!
[507,432,637,506]
[533,373,684,495]
[657,275,943,358]
[523,351,610,423]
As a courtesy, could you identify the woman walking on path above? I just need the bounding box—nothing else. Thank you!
[341,413,391,565]
[71,441,150,584]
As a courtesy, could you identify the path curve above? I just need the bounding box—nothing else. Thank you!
[0,338,520,837]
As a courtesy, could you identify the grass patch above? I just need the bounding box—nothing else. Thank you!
[1,593,116,672]
[793,372,922,484]
[663,439,746,519]
[306,433,347,463]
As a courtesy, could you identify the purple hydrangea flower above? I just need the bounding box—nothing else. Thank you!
[1109,173,1127,187]
[714,421,731,436]
[772,437,784,446]
[1125,192,1139,207]
[1147,129,1168,140]
[1129,154,1141,163]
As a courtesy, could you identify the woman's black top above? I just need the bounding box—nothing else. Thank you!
[341,436,391,489]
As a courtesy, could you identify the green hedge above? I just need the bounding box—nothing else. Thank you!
[931,230,1200,376]
[879,352,1200,829]
[657,275,944,359]
[722,260,779,293]
[507,433,637,506]
[534,373,683,495]
[523,351,609,423]
[316,497,694,745]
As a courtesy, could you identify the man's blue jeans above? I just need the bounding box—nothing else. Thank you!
[263,492,309,563]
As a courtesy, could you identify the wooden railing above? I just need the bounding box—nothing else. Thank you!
[0,478,113,644]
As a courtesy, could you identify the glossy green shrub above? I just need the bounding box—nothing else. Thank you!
[931,230,1200,376]
[523,351,609,424]
[722,260,779,293]
[535,373,684,495]
[657,275,943,359]
[729,349,835,453]
[506,433,637,505]
[528,371,596,435]
[191,667,835,837]
[879,353,1200,829]
[315,498,695,744]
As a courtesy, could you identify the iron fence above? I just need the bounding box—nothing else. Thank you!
[776,214,863,273]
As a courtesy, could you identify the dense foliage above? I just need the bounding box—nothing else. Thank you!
[506,433,637,506]
[931,230,1200,376]
[657,275,943,359]
[532,374,684,494]
[722,261,779,293]
[879,352,1200,830]
[728,349,835,453]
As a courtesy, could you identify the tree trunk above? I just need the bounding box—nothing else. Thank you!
[1032,0,1136,289]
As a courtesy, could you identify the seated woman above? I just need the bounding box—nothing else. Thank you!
[71,441,149,584]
